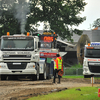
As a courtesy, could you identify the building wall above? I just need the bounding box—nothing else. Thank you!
[63,51,78,66]
[92,30,100,42]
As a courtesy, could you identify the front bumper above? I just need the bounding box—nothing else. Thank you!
[0,62,37,75]
[83,66,100,76]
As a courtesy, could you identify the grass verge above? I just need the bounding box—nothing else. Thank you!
[62,75,84,78]
[62,75,100,79]
[27,87,100,100]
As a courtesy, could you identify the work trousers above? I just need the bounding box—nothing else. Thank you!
[53,69,61,83]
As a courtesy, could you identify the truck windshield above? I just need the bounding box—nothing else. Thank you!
[40,42,51,48]
[1,37,34,51]
[85,49,100,58]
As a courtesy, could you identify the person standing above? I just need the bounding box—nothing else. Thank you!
[53,53,63,84]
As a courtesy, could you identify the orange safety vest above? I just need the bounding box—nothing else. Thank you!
[54,57,63,71]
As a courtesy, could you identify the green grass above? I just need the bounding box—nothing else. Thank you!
[27,63,100,100]
[27,87,100,100]
[64,63,83,75]
[64,63,83,68]
[70,63,83,68]
[62,75,84,78]
[62,75,100,79]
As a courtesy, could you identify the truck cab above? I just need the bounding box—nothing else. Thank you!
[83,42,100,78]
[0,32,40,80]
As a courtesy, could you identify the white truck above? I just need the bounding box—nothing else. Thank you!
[83,42,100,78]
[0,32,43,80]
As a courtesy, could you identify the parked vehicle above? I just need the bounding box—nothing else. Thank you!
[83,42,100,78]
[0,32,40,80]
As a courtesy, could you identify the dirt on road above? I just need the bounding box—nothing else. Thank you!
[0,78,100,100]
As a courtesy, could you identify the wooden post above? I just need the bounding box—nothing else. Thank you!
[92,77,93,87]
[91,77,94,87]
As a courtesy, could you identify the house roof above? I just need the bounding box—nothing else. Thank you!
[57,30,92,43]
[92,27,100,30]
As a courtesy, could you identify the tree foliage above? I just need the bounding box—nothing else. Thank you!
[92,18,100,28]
[0,0,86,42]
[0,0,31,35]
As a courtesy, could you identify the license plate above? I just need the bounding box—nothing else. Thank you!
[13,63,21,65]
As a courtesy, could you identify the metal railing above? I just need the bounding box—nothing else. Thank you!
[64,67,83,76]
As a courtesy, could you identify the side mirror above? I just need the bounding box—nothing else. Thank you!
[38,42,40,48]
[80,53,82,56]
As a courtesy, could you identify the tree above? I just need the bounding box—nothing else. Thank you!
[30,0,86,42]
[0,0,86,42]
[0,0,31,35]
[92,18,100,28]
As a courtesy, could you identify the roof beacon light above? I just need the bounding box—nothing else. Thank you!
[27,32,30,36]
[37,33,40,36]
[88,43,90,46]
[55,34,57,36]
[53,32,55,34]
[7,32,10,36]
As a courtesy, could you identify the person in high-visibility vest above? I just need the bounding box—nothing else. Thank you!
[53,53,63,84]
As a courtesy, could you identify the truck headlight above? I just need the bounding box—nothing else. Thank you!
[84,68,88,72]
[0,55,3,61]
[28,65,35,68]
[84,60,88,67]
[0,65,6,68]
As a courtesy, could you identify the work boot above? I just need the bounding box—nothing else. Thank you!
[53,80,55,83]
[57,82,60,84]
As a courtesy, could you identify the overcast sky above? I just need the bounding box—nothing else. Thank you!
[77,0,100,30]
[38,0,100,30]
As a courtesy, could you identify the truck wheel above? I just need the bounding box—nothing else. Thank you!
[43,62,47,80]
[8,75,18,80]
[84,75,91,78]
[0,75,7,80]
[32,75,36,80]
[37,63,39,80]
[39,62,46,80]
[32,63,39,80]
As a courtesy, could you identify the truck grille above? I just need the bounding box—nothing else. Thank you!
[3,55,31,57]
[3,55,31,62]
[88,63,100,73]
[7,62,27,69]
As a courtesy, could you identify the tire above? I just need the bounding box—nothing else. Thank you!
[0,75,7,80]
[32,75,37,80]
[39,62,46,80]
[36,64,39,80]
[32,63,39,80]
[47,65,50,79]
[84,75,91,78]
[9,76,18,80]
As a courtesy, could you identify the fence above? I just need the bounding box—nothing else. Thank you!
[63,67,83,76]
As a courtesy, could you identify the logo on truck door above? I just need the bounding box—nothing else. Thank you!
[88,59,100,61]
[88,59,97,61]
